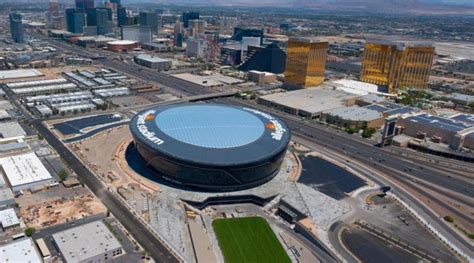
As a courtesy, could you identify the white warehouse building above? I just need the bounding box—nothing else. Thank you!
[0,152,54,191]
[53,220,123,263]
[0,238,42,263]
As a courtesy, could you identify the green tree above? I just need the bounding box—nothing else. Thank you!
[362,127,376,138]
[444,215,454,223]
[25,227,36,237]
[345,127,355,134]
[57,169,69,181]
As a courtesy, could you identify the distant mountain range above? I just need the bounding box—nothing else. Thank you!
[7,0,473,14]
[119,0,474,13]
[122,0,474,7]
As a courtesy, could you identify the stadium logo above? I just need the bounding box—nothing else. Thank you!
[136,110,164,145]
[243,108,286,141]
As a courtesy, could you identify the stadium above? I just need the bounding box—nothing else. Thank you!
[129,104,290,191]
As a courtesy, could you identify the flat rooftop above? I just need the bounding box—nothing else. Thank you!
[0,69,43,81]
[0,208,19,228]
[0,238,42,263]
[135,54,171,63]
[0,152,53,189]
[404,114,471,132]
[0,187,14,203]
[52,220,122,263]
[6,78,67,89]
[289,37,328,44]
[445,93,474,104]
[259,86,358,115]
[323,106,383,122]
[172,73,244,87]
[0,122,26,139]
[450,113,474,126]
[331,79,391,96]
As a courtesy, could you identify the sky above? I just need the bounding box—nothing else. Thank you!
[120,0,474,7]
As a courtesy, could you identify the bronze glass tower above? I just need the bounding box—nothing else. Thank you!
[284,38,328,88]
[360,41,435,94]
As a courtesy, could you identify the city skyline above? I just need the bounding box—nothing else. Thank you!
[0,2,472,263]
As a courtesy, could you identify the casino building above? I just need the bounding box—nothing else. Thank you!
[129,104,291,191]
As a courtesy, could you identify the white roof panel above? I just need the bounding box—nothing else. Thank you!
[0,208,19,228]
[53,220,122,263]
[0,152,53,189]
[0,69,43,80]
[0,238,42,263]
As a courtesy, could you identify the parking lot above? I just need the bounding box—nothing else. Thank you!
[52,114,124,136]
[298,154,366,200]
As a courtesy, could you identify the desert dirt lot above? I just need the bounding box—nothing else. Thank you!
[70,125,159,192]
[17,185,106,229]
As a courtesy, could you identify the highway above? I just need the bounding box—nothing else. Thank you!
[293,135,474,260]
[45,38,474,259]
[230,98,474,258]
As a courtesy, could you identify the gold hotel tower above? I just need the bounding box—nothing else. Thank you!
[284,37,329,88]
[360,40,435,94]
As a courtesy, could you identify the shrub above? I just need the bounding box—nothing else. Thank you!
[25,227,36,237]
[443,216,454,223]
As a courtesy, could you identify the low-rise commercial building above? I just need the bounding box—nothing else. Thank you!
[442,93,474,107]
[0,207,20,229]
[25,91,94,106]
[0,187,15,207]
[257,86,359,119]
[0,69,43,81]
[248,71,277,85]
[363,103,418,118]
[11,83,77,96]
[0,238,42,263]
[398,113,474,150]
[93,87,130,97]
[6,78,68,89]
[53,220,123,263]
[0,152,54,191]
[450,113,474,126]
[172,73,244,87]
[33,104,53,118]
[52,101,97,114]
[331,79,391,96]
[134,54,172,71]
[0,121,26,139]
[321,105,384,129]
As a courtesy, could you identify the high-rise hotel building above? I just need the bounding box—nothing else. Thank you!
[284,37,329,88]
[360,40,435,94]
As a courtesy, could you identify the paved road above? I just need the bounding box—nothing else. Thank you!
[2,70,181,262]
[43,38,474,259]
[31,119,180,262]
[328,221,358,263]
[293,135,474,260]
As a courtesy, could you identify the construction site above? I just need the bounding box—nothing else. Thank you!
[17,184,107,229]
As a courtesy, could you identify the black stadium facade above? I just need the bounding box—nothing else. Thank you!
[129,104,290,191]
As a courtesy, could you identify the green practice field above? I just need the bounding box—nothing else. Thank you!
[212,216,291,263]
